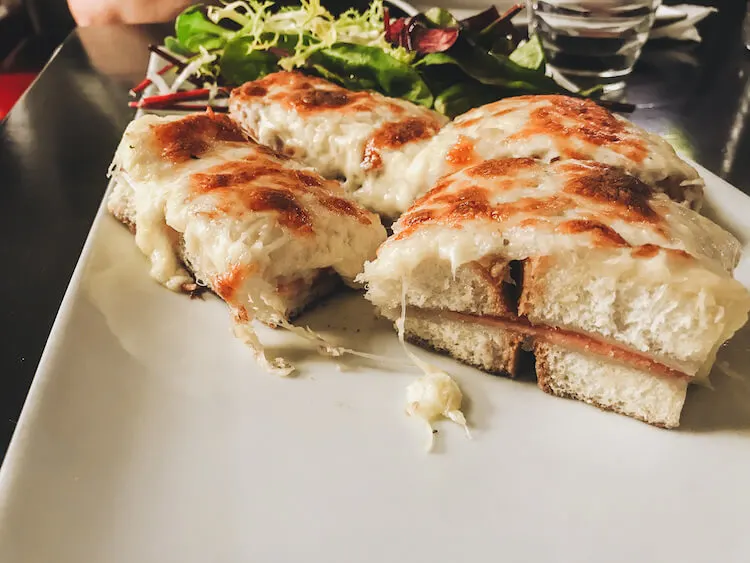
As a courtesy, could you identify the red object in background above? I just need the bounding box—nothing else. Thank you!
[0,73,37,119]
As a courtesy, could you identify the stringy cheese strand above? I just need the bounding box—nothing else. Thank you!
[397,280,470,451]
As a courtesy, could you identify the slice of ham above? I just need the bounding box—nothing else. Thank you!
[415,308,691,381]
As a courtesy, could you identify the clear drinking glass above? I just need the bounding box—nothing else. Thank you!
[527,0,662,92]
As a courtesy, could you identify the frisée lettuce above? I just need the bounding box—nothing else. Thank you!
[140,1,624,117]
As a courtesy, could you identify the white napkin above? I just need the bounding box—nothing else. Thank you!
[650,4,718,42]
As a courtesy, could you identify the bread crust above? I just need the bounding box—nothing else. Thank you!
[109,207,339,323]
[402,313,525,377]
[534,341,687,428]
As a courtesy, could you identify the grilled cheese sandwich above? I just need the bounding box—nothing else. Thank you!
[360,158,749,427]
[109,112,387,373]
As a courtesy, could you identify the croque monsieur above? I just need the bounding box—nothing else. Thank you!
[229,71,448,217]
[230,74,702,217]
[108,112,386,374]
[398,95,704,214]
[359,157,750,428]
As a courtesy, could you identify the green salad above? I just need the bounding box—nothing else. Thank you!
[139,1,614,117]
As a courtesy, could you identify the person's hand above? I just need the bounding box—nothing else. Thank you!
[68,0,197,25]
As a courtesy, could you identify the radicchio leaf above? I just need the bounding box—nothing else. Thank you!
[384,10,459,54]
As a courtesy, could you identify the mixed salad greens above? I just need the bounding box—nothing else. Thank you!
[135,0,625,117]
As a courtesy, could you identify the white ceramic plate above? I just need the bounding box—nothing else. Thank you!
[1,154,750,561]
[2,99,750,563]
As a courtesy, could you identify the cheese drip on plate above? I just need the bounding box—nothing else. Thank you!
[396,281,470,451]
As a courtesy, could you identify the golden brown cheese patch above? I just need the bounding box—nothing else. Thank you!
[397,159,554,239]
[505,95,648,163]
[452,116,482,129]
[294,88,353,111]
[631,244,692,261]
[249,187,314,234]
[440,157,541,193]
[361,149,383,171]
[199,170,315,235]
[317,192,370,221]
[152,113,247,163]
[395,158,668,247]
[397,208,436,234]
[559,161,658,223]
[430,184,490,203]
[233,71,409,117]
[494,196,575,221]
[233,72,300,99]
[396,190,574,241]
[454,105,517,129]
[466,157,538,179]
[412,177,454,206]
[445,135,480,169]
[433,186,493,223]
[189,156,372,235]
[362,116,443,171]
[631,244,660,259]
[557,219,629,248]
[240,84,268,97]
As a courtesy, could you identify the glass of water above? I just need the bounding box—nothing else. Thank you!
[527,0,662,92]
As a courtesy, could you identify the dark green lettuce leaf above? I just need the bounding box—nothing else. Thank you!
[417,42,564,94]
[433,82,500,117]
[220,37,279,84]
[308,43,433,107]
[163,35,194,57]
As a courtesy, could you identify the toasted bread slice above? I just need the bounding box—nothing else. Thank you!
[519,252,750,379]
[401,310,525,376]
[373,257,524,376]
[372,256,518,318]
[535,341,688,428]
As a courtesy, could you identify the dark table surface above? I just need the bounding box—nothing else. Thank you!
[1,4,750,460]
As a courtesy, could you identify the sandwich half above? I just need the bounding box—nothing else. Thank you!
[397,94,704,215]
[229,71,448,217]
[360,157,749,427]
[108,111,386,373]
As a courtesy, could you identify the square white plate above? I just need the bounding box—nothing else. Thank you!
[2,151,750,562]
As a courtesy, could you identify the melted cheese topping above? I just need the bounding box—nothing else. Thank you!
[360,158,749,378]
[229,72,448,216]
[373,158,738,277]
[395,95,704,215]
[109,112,387,372]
